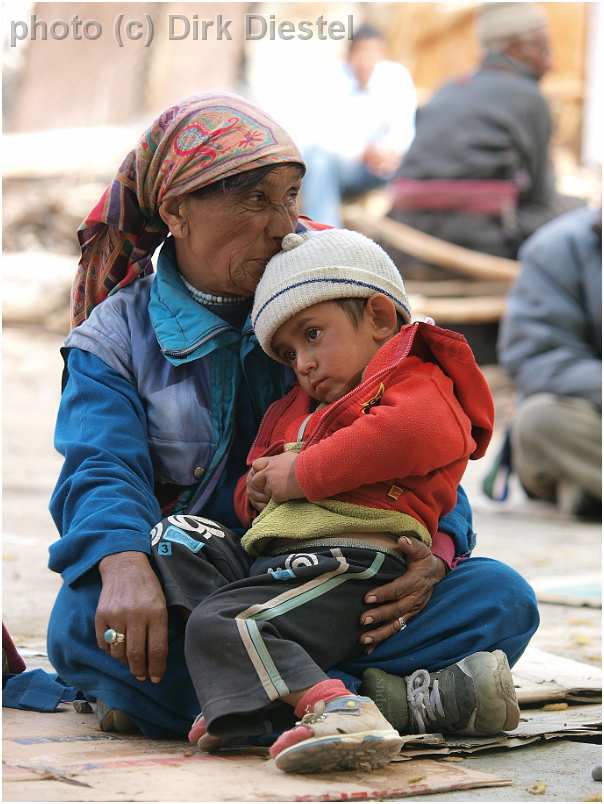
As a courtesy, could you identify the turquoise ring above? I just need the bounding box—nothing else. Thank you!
[103,628,126,646]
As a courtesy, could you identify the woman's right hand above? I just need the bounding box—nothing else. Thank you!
[96,551,168,684]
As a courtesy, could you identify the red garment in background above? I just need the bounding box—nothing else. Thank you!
[2,623,26,674]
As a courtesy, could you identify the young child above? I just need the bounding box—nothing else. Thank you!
[154,229,511,773]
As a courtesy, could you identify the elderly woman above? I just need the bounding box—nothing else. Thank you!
[48,93,538,739]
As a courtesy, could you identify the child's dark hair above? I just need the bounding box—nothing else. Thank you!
[335,298,406,329]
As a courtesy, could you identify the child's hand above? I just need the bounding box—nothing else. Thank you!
[246,467,270,512]
[252,453,305,503]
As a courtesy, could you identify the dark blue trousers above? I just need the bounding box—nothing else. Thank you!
[47,556,538,738]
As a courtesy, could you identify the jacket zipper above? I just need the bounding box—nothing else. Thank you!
[162,323,231,359]
[304,329,417,448]
[247,326,418,458]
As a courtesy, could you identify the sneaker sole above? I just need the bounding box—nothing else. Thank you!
[457,650,520,734]
[274,729,403,774]
[196,733,226,752]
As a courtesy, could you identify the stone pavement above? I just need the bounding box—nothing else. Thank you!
[2,324,601,801]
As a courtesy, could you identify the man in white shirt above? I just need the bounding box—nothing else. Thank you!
[301,25,417,226]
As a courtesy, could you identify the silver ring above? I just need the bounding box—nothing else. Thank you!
[397,616,407,632]
[103,628,126,646]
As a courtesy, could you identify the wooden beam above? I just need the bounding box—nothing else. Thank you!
[406,279,510,297]
[344,209,520,282]
[408,5,476,51]
[409,294,507,324]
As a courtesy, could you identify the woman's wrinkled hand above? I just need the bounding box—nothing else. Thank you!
[95,551,168,684]
[252,452,305,503]
[359,536,447,651]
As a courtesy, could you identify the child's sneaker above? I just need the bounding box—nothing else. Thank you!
[188,713,224,752]
[270,694,403,773]
[362,650,520,736]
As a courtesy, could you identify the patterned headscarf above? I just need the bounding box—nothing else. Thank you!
[72,92,305,327]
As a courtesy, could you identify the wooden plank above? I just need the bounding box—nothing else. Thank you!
[344,209,520,282]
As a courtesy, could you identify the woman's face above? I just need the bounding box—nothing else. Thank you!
[173,165,303,297]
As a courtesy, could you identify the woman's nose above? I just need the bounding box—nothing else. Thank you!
[267,202,297,241]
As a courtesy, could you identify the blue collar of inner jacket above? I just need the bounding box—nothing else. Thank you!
[149,221,313,363]
[149,238,241,363]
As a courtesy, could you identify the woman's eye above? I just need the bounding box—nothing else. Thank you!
[287,188,301,205]
[247,192,265,205]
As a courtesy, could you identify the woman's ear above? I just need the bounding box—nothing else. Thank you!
[365,293,399,342]
[158,196,188,238]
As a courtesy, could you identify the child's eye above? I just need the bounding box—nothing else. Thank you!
[282,349,296,363]
[306,327,320,341]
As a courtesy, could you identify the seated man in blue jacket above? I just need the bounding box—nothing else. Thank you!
[498,207,601,518]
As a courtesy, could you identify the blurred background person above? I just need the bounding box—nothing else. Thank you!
[495,207,601,519]
[390,2,581,258]
[301,24,416,227]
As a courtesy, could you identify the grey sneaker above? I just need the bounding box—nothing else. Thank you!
[557,481,601,520]
[273,695,403,774]
[95,699,140,735]
[362,650,520,736]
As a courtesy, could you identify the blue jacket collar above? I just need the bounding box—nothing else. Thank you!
[149,222,314,364]
[149,238,249,364]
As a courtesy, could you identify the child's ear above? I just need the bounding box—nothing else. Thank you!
[365,294,399,342]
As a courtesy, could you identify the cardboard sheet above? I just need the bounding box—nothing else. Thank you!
[529,574,601,608]
[3,648,600,799]
[395,704,601,759]
[2,708,510,802]
[512,647,602,705]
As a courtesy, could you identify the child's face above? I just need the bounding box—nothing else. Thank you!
[271,299,389,404]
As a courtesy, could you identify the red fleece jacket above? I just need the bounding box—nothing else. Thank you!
[235,323,493,552]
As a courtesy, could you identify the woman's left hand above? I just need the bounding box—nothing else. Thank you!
[359,536,447,650]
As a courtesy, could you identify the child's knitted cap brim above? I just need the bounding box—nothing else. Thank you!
[252,229,411,359]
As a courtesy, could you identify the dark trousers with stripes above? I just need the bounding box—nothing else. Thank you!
[150,515,404,740]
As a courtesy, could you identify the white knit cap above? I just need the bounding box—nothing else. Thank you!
[476,3,548,49]
[252,229,411,359]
